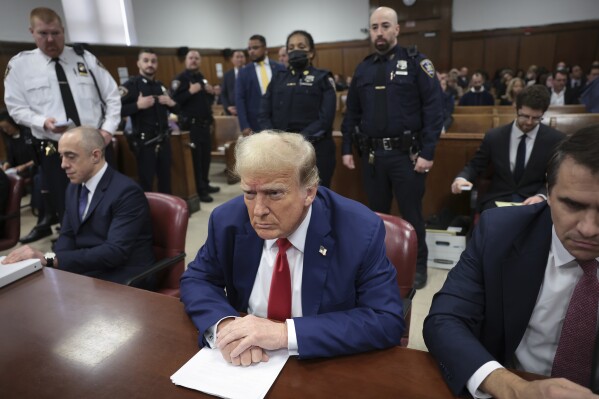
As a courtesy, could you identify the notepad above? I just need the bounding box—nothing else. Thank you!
[0,257,43,288]
[495,201,524,207]
[171,348,289,399]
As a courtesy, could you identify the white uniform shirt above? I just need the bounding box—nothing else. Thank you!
[4,46,121,141]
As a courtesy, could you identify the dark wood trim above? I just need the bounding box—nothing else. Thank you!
[452,19,599,40]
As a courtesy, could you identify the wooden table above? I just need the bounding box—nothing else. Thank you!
[0,268,457,398]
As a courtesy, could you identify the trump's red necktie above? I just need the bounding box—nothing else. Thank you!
[551,259,599,387]
[267,238,292,321]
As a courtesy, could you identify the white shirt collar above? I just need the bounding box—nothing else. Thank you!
[265,205,312,253]
[512,120,540,139]
[551,225,599,267]
[83,162,108,195]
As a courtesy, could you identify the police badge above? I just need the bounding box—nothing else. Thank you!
[420,59,435,78]
[171,80,180,91]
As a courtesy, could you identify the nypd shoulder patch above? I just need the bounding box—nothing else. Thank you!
[171,80,180,91]
[118,85,128,97]
[420,59,435,78]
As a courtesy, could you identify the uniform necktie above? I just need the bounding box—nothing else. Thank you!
[551,259,599,387]
[78,184,89,221]
[53,58,81,126]
[513,133,527,183]
[267,238,293,321]
[374,56,388,132]
[258,61,269,94]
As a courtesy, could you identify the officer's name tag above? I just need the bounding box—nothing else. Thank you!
[396,71,408,76]
[299,82,313,86]
[287,83,297,86]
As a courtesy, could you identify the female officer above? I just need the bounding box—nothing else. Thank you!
[258,30,337,187]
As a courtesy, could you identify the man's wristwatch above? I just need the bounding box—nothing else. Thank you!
[44,252,56,268]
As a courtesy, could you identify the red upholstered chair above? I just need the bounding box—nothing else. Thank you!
[126,192,189,297]
[375,212,417,347]
[0,174,24,251]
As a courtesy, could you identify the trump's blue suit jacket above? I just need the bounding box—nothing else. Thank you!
[234,59,285,132]
[424,203,553,395]
[54,166,155,284]
[180,187,404,359]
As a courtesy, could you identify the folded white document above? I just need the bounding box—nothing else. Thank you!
[0,257,43,288]
[171,347,289,399]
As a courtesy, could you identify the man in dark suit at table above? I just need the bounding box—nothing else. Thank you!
[425,126,599,398]
[221,50,246,116]
[451,85,565,211]
[235,35,285,136]
[180,131,404,367]
[2,126,155,285]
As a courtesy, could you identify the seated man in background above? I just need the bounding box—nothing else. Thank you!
[459,72,495,106]
[425,126,599,398]
[2,127,155,286]
[180,131,404,366]
[451,85,565,211]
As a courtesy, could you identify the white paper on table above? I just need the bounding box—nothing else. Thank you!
[171,348,289,399]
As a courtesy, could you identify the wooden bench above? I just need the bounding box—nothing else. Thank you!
[447,114,495,134]
[549,113,599,135]
[453,106,495,114]
[211,116,241,160]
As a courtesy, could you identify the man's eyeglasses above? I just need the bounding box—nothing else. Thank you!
[517,113,544,124]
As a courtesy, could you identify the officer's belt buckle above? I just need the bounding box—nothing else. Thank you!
[382,138,392,151]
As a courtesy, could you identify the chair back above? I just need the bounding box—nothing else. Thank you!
[376,212,417,346]
[145,192,189,297]
[0,174,24,251]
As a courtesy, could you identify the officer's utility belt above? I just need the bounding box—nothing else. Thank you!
[137,130,169,146]
[370,137,408,152]
[305,133,332,144]
[32,137,59,158]
[179,116,211,130]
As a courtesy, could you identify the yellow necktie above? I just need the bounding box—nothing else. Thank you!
[259,61,269,94]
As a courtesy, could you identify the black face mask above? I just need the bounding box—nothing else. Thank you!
[288,50,310,70]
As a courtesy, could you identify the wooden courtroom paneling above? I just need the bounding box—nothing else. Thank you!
[342,45,371,79]
[554,28,599,70]
[313,48,344,77]
[518,33,556,71]
[484,36,519,78]
[452,39,484,71]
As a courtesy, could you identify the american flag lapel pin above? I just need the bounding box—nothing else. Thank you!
[319,246,327,256]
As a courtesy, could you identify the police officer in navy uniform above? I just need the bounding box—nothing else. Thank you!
[171,49,219,203]
[258,30,336,187]
[342,7,443,289]
[121,49,177,194]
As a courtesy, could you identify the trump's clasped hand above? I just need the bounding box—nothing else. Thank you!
[216,315,288,367]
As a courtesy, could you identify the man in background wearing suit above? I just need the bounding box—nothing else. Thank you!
[3,127,155,286]
[235,35,285,136]
[459,72,495,106]
[425,126,599,398]
[451,85,565,211]
[550,69,580,105]
[180,131,403,366]
[221,50,246,116]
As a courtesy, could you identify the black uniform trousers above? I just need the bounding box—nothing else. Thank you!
[136,138,172,194]
[360,149,428,276]
[189,122,212,195]
[311,137,336,188]
[40,150,69,221]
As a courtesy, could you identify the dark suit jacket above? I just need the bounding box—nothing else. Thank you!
[549,86,581,105]
[180,187,404,359]
[423,203,553,395]
[220,68,236,115]
[456,123,565,210]
[54,166,155,284]
[459,90,495,106]
[234,59,285,131]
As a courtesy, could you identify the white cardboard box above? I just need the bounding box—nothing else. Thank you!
[425,230,466,270]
